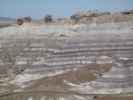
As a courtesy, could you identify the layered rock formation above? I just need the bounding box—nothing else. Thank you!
[0,11,133,99]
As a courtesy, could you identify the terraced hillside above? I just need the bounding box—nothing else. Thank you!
[0,12,133,100]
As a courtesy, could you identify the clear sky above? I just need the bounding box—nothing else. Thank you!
[0,0,133,19]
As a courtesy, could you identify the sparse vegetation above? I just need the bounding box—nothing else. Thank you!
[44,15,53,23]
[121,10,133,15]
[70,14,80,24]
[17,18,24,25]
[23,16,32,22]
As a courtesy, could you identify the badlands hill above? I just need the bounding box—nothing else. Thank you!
[0,10,133,100]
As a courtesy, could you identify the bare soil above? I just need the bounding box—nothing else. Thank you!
[25,63,112,92]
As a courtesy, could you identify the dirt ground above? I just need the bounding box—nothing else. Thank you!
[96,95,133,100]
[22,63,112,93]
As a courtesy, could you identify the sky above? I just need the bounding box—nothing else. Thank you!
[0,0,133,19]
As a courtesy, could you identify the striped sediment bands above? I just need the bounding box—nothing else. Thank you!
[92,58,133,88]
[0,32,133,95]
[0,91,94,100]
